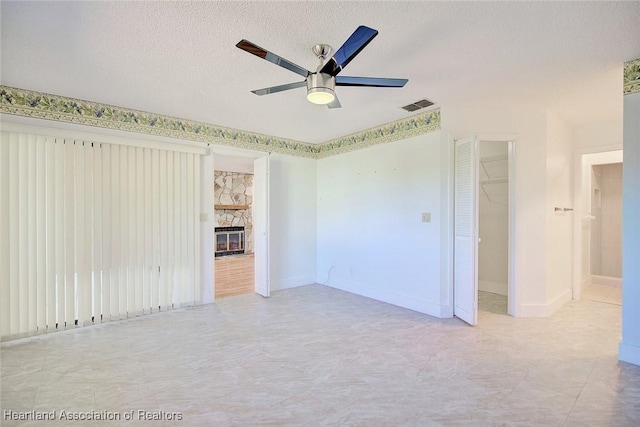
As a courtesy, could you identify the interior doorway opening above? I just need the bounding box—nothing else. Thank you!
[453,137,515,325]
[477,141,510,315]
[574,149,623,305]
[212,153,270,300]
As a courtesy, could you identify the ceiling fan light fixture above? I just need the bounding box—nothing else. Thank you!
[306,73,335,105]
[307,87,335,105]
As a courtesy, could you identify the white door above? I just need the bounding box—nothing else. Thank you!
[454,137,479,325]
[253,155,270,297]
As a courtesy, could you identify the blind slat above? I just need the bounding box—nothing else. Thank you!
[101,144,112,321]
[0,133,11,337]
[55,140,65,329]
[80,142,93,325]
[142,149,151,312]
[186,153,195,306]
[135,147,144,315]
[111,144,121,320]
[193,156,201,305]
[157,150,167,310]
[173,152,182,307]
[64,141,76,328]
[93,144,103,322]
[165,151,175,311]
[126,146,136,316]
[19,133,30,334]
[35,136,47,332]
[45,138,57,330]
[8,133,20,337]
[119,145,129,319]
[27,135,38,333]
[75,141,87,325]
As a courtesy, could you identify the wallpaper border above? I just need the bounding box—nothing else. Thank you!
[624,58,640,96]
[315,109,440,158]
[0,85,440,158]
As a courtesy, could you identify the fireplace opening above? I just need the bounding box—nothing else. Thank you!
[215,226,245,257]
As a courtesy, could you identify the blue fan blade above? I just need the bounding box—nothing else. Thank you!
[335,76,408,87]
[320,26,378,76]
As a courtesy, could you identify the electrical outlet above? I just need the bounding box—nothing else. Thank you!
[422,212,431,223]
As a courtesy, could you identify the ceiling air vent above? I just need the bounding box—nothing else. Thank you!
[401,98,434,112]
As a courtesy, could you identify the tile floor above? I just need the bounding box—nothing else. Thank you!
[582,284,623,306]
[478,290,507,315]
[2,284,639,426]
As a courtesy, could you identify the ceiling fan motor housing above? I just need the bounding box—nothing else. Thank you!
[306,73,335,104]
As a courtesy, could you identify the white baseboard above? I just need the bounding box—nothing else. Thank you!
[478,280,507,296]
[271,274,316,291]
[619,341,640,366]
[518,289,572,317]
[324,277,445,318]
[548,289,573,314]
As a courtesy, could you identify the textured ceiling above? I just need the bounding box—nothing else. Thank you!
[1,1,639,144]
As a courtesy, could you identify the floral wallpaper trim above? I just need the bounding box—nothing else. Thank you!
[624,58,640,95]
[0,86,316,158]
[315,109,441,158]
[0,85,440,158]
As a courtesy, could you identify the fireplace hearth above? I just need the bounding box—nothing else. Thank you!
[215,226,245,257]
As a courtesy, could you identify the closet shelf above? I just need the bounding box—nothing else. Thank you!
[480,178,508,185]
[480,154,508,181]
[480,178,507,204]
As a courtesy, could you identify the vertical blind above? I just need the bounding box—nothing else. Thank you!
[0,131,202,341]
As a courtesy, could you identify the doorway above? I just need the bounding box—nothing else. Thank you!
[574,149,623,305]
[453,137,514,325]
[212,154,270,299]
[477,141,510,314]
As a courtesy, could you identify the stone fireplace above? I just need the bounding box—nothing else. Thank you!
[214,171,253,253]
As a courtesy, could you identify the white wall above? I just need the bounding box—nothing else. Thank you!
[269,153,317,291]
[573,119,623,151]
[317,131,447,317]
[545,111,574,313]
[620,90,640,366]
[478,141,509,296]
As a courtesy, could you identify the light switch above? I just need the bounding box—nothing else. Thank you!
[422,212,431,223]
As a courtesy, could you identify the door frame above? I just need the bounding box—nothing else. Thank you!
[207,148,271,301]
[253,154,270,297]
[572,145,623,300]
[506,140,516,316]
[450,134,518,318]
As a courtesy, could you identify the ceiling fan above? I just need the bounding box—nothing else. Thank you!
[236,25,408,109]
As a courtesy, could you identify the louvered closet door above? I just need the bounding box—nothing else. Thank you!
[454,137,479,325]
